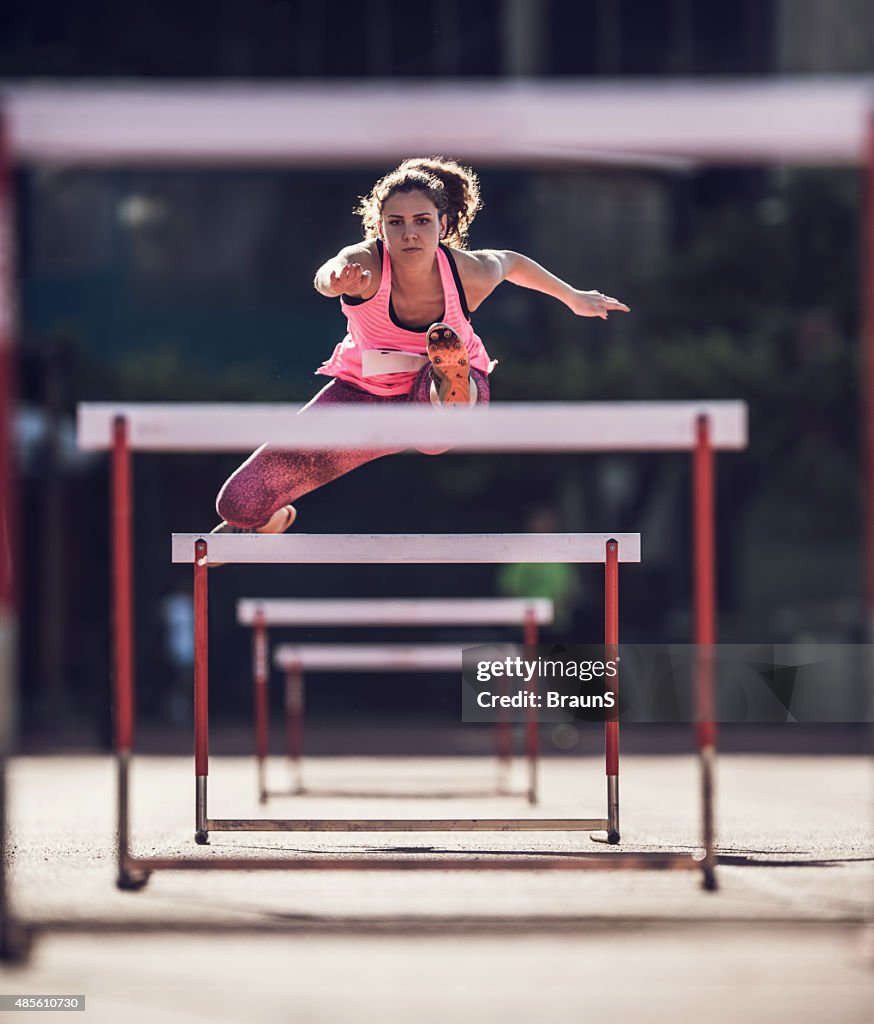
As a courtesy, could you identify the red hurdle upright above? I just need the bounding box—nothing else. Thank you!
[0,110,32,961]
[111,416,141,889]
[604,539,620,844]
[284,657,304,796]
[523,606,539,806]
[252,608,270,801]
[694,414,718,890]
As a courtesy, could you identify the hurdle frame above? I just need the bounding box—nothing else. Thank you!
[237,597,554,804]
[176,532,635,844]
[78,401,746,891]
[127,528,718,887]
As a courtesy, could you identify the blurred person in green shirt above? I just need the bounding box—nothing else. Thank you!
[496,506,580,637]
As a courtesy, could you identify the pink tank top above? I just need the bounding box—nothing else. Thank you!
[316,242,493,396]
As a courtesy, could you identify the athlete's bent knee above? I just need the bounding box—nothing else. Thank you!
[216,477,273,530]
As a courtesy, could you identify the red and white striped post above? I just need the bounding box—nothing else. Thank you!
[524,606,539,805]
[694,414,718,889]
[252,608,269,803]
[604,539,620,844]
[194,538,209,844]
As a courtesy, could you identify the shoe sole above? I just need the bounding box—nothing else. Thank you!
[427,323,470,406]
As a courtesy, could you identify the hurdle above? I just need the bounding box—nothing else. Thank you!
[148,529,716,887]
[237,597,554,803]
[76,401,747,891]
[172,531,638,835]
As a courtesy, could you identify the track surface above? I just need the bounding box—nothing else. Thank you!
[3,753,873,1022]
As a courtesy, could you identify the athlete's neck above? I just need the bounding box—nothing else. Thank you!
[390,252,441,294]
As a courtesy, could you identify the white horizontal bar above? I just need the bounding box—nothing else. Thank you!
[77,402,747,452]
[5,80,871,165]
[237,597,554,626]
[274,644,465,672]
[172,533,641,565]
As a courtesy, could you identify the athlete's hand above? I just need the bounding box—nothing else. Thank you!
[329,263,372,297]
[569,289,631,320]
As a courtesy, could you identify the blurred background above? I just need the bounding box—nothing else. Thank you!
[2,0,869,749]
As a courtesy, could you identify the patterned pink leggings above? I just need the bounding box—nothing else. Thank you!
[216,365,490,529]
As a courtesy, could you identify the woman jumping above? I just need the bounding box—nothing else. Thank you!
[214,156,629,534]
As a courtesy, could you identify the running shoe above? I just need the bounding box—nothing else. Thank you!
[426,323,470,406]
[211,504,297,535]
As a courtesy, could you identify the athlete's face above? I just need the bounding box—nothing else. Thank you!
[379,190,447,260]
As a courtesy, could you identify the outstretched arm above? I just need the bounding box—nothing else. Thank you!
[466,250,630,319]
[313,243,378,299]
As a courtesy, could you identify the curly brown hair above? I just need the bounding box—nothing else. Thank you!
[354,156,483,249]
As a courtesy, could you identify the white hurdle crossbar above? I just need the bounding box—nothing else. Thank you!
[163,533,640,859]
[77,401,746,452]
[175,532,642,565]
[237,597,556,626]
[274,642,467,671]
[239,598,554,804]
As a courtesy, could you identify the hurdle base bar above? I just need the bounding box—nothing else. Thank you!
[262,786,525,801]
[121,852,710,874]
[205,817,610,833]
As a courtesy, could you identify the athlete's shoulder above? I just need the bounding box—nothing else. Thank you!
[449,247,503,283]
[445,248,506,311]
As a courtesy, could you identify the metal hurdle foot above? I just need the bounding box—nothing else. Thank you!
[116,753,151,889]
[195,776,209,844]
